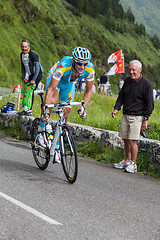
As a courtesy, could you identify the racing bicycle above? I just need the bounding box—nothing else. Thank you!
[30,101,86,184]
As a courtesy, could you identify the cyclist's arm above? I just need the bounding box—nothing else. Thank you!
[78,80,93,119]
[45,77,59,106]
[44,67,63,115]
[82,80,94,107]
[41,77,59,120]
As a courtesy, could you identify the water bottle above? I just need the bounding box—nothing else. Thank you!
[46,123,53,138]
[46,124,53,148]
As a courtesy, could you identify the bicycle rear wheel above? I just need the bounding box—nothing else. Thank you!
[31,118,50,170]
[61,125,78,184]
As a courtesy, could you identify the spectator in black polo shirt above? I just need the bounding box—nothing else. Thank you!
[112,60,154,173]
[100,72,108,94]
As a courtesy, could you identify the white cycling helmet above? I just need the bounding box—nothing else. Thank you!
[72,47,91,61]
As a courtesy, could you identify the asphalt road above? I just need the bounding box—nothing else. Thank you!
[0,133,160,240]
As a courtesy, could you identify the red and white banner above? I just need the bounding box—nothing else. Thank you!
[107,49,122,64]
[107,59,124,76]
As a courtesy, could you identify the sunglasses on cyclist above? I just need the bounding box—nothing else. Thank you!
[75,61,88,67]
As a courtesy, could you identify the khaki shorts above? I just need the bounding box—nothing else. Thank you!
[119,115,143,140]
[100,84,106,93]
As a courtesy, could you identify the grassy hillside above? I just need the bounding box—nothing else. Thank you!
[120,0,160,38]
[0,0,160,92]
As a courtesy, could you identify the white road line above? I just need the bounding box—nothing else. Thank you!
[0,191,62,225]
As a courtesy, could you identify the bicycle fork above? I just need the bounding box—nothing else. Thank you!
[50,125,60,156]
[50,124,74,157]
[60,127,74,155]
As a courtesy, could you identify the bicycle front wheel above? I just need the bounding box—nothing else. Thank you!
[31,118,50,170]
[61,125,78,184]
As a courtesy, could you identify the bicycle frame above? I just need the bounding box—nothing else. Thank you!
[49,108,64,156]
[44,102,82,156]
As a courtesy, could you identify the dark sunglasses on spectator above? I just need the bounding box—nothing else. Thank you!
[75,61,88,67]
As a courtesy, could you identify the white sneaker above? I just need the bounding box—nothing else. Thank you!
[114,159,130,169]
[22,105,29,111]
[53,149,61,164]
[124,161,137,173]
[37,132,46,148]
[25,110,32,116]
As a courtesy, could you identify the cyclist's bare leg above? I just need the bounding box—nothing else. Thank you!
[41,88,59,123]
[64,106,71,124]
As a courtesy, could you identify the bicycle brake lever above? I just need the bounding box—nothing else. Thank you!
[77,100,87,118]
[80,100,86,114]
[44,104,49,111]
[81,100,85,108]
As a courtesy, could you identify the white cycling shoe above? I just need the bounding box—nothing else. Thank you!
[53,149,61,164]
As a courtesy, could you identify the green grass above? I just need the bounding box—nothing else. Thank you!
[69,92,160,140]
[68,92,122,131]
[77,140,125,163]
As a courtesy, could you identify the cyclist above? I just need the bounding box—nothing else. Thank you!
[37,47,95,161]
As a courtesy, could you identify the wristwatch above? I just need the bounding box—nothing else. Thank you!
[143,116,148,121]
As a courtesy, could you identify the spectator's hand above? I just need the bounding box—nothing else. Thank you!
[30,80,35,85]
[24,78,28,83]
[141,120,148,131]
[112,109,118,118]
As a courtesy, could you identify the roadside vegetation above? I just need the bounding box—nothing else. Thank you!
[0,0,160,91]
[0,91,159,140]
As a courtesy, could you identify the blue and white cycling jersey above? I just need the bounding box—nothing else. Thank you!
[45,62,59,91]
[46,56,95,103]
